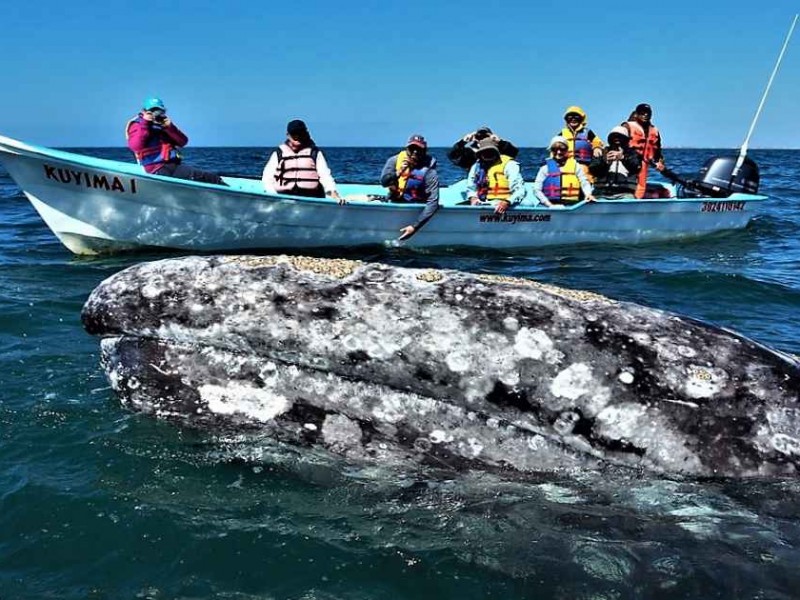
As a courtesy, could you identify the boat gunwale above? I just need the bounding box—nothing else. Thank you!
[0,134,771,212]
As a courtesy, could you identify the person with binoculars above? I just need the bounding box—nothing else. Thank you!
[125,97,225,185]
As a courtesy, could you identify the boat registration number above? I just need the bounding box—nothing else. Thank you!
[701,201,746,212]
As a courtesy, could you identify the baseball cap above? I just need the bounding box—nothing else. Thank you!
[287,119,309,136]
[406,134,427,149]
[143,97,166,111]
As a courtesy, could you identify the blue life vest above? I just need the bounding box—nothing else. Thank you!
[403,167,428,201]
[573,130,593,164]
[394,151,431,202]
[542,158,581,203]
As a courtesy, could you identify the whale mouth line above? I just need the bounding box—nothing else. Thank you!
[103,331,654,471]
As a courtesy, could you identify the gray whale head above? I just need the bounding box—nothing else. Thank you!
[82,255,800,478]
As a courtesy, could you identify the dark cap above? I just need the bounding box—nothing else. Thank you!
[286,119,309,136]
[406,134,427,149]
[635,103,652,115]
[475,125,493,136]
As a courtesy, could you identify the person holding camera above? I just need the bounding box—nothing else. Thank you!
[588,126,642,198]
[380,134,440,240]
[125,97,225,185]
[446,126,519,170]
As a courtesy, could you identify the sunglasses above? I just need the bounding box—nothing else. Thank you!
[551,146,568,153]
[407,146,424,154]
[565,114,581,120]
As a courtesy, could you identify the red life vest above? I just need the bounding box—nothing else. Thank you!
[625,121,661,198]
[125,116,181,169]
[273,144,322,194]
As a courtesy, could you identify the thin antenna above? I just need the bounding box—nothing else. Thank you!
[735,14,798,173]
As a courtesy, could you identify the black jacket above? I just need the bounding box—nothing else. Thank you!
[589,146,642,196]
[447,138,519,169]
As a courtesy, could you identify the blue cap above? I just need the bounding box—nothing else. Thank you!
[143,97,166,111]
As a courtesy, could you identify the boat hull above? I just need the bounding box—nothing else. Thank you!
[0,135,768,255]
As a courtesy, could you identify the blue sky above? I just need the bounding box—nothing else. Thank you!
[1,0,797,148]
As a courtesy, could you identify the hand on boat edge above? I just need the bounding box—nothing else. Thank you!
[398,225,416,241]
[328,190,346,205]
[494,200,511,214]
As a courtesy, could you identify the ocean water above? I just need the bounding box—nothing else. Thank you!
[1,146,800,599]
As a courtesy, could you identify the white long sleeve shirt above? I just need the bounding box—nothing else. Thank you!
[261,148,338,195]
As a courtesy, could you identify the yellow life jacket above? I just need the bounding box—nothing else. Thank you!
[394,151,431,202]
[543,157,581,204]
[476,155,512,202]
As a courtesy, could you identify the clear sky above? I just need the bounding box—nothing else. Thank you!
[1,0,797,148]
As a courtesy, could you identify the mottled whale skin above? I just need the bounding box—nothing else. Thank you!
[82,255,800,478]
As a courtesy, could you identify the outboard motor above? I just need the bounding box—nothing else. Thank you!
[674,155,760,198]
[689,155,760,197]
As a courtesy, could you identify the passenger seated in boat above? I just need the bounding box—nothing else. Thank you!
[447,126,519,170]
[533,136,595,207]
[380,134,440,240]
[262,119,343,203]
[622,103,666,199]
[588,126,642,198]
[125,97,226,185]
[558,106,604,182]
[465,139,527,214]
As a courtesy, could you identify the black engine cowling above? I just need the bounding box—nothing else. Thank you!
[684,155,760,197]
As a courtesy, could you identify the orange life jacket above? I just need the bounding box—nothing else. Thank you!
[625,121,661,199]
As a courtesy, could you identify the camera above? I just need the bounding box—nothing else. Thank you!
[152,112,166,123]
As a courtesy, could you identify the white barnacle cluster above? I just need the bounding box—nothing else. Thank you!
[683,365,729,399]
[618,371,635,385]
[757,407,800,458]
[593,401,703,472]
[199,382,292,423]
[550,363,606,407]
[513,327,563,364]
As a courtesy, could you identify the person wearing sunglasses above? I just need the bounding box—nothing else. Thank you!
[465,138,526,214]
[262,119,342,203]
[621,103,666,198]
[533,136,595,207]
[380,134,440,240]
[558,106,604,179]
[125,97,225,185]
[447,125,519,170]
